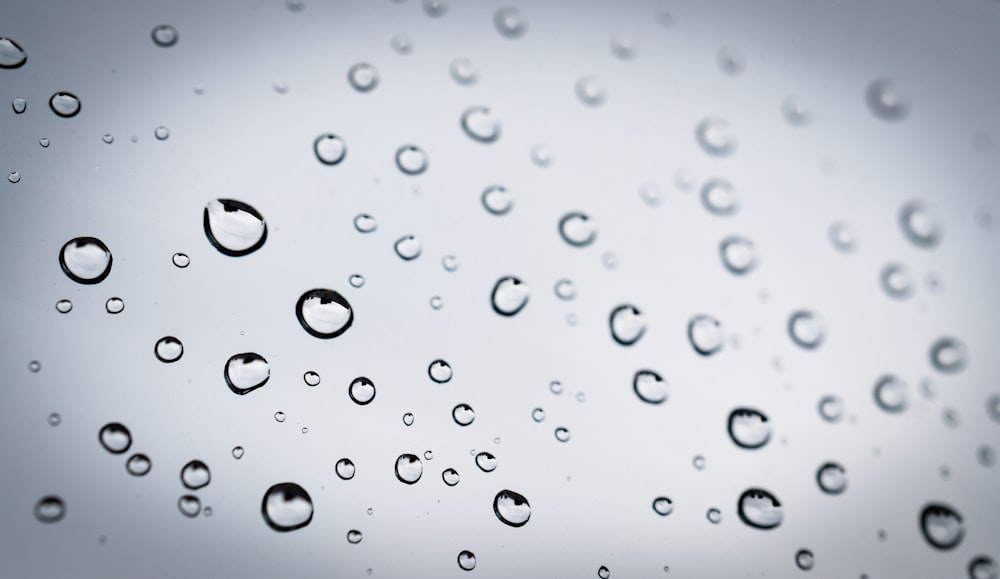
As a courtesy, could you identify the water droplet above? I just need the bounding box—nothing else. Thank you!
[224,353,270,395]
[873,375,909,413]
[449,58,479,85]
[154,336,183,363]
[55,299,73,314]
[816,462,847,495]
[919,503,964,550]
[969,556,998,579]
[335,458,356,480]
[439,468,461,487]
[481,185,513,215]
[441,255,459,272]
[795,549,815,571]
[818,395,844,423]
[59,237,112,284]
[395,454,423,484]
[390,33,413,55]
[177,495,201,518]
[423,450,434,461]
[261,483,313,532]
[0,37,28,68]
[295,289,353,338]
[297,371,319,388]
[354,213,377,233]
[879,263,914,299]
[180,460,211,490]
[101,133,114,144]
[285,0,304,12]
[700,179,738,216]
[475,452,497,472]
[737,488,783,530]
[12,97,26,114]
[461,106,501,143]
[554,427,571,442]
[203,199,267,257]
[695,118,735,156]
[347,62,379,92]
[7,171,20,184]
[403,413,414,426]
[491,276,529,316]
[782,96,813,126]
[788,310,825,350]
[172,253,190,268]
[549,380,564,395]
[706,508,721,524]
[99,422,131,454]
[346,529,363,544]
[274,411,286,423]
[828,221,858,253]
[728,408,771,449]
[687,314,723,356]
[457,550,477,571]
[575,76,607,107]
[151,25,178,47]
[929,336,967,374]
[979,445,996,468]
[39,138,49,148]
[395,145,428,175]
[449,403,475,426]
[35,496,66,523]
[551,279,576,301]
[610,33,637,60]
[651,497,674,516]
[598,566,611,579]
[153,126,170,140]
[394,235,422,260]
[312,133,347,166]
[638,182,663,207]
[349,377,376,405]
[719,236,757,275]
[632,370,668,405]
[28,360,41,373]
[716,46,746,75]
[531,408,545,422]
[48,91,82,118]
[866,78,910,122]
[899,200,942,248]
[494,6,528,38]
[232,446,244,459]
[47,412,61,426]
[103,297,124,314]
[430,295,444,310]
[493,489,530,526]
[428,360,453,383]
[126,454,152,476]
[609,304,646,346]
[559,212,598,247]
[530,143,553,167]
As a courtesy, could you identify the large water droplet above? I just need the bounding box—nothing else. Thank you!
[395,145,428,175]
[154,336,183,363]
[493,489,530,526]
[224,353,270,395]
[919,503,964,550]
[49,92,81,118]
[795,549,815,571]
[866,78,910,122]
[481,185,513,215]
[899,199,942,248]
[719,236,757,274]
[491,276,529,316]
[347,62,379,92]
[475,452,497,472]
[633,370,668,405]
[203,199,267,257]
[737,488,783,530]
[688,314,723,356]
[458,550,477,571]
[652,497,674,516]
[178,495,201,518]
[261,483,313,532]
[929,336,967,374]
[151,25,178,47]
[99,422,132,454]
[610,304,645,346]
[575,76,608,107]
[816,462,847,495]
[126,454,152,476]
[0,37,28,68]
[34,496,66,523]
[349,377,376,405]
[728,408,771,449]
[494,6,528,38]
[395,454,423,484]
[695,118,735,156]
[314,133,347,165]
[295,289,353,339]
[788,310,825,350]
[559,212,598,247]
[461,106,501,143]
[59,237,112,284]
[873,374,909,413]
[700,179,739,216]
[394,235,422,260]
[180,460,211,490]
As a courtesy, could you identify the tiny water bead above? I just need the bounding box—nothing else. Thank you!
[335,458,356,480]
[35,496,67,524]
[347,530,363,544]
[0,37,28,68]
[700,179,739,216]
[879,263,914,299]
[549,380,564,395]
[575,76,608,107]
[99,422,132,454]
[558,212,598,247]
[816,462,848,495]
[390,33,413,55]
[695,117,735,156]
[126,454,152,477]
[737,488,783,530]
[354,213,378,233]
[531,408,545,422]
[261,483,314,532]
[652,497,674,516]
[394,235,423,261]
[929,336,968,374]
[688,314,723,356]
[453,404,476,426]
[788,310,825,350]
[295,289,353,338]
[866,77,910,122]
[403,413,414,426]
[349,377,376,405]
[491,276,529,316]
[203,199,267,257]
[719,236,758,275]
[873,374,909,413]
[428,360,452,383]
[178,495,201,518]
[55,299,73,314]
[7,171,20,184]
[171,253,190,268]
[49,92,81,117]
[919,503,964,550]
[795,549,815,571]
[395,454,423,484]
[727,408,771,449]
[348,274,365,288]
[303,371,320,386]
[102,297,124,314]
[828,221,858,253]
[969,556,998,579]
[12,97,26,114]
[430,296,444,310]
[598,566,611,579]
[395,145,428,175]
[274,411,286,423]
[180,460,211,490]
[530,143,553,168]
[232,446,244,459]
[151,25,179,47]
[313,133,347,165]
[693,455,706,470]
[449,58,479,85]
[28,360,41,373]
[818,395,844,423]
[461,106,501,143]
[494,6,528,38]
[59,237,112,284]
[706,508,722,524]
[638,182,663,207]
[442,468,461,486]
[899,199,942,248]
[154,336,184,363]
[493,489,530,527]
[554,427,571,442]
[347,62,379,92]
[458,550,477,571]
[154,126,170,140]
[224,353,270,395]
[609,304,646,346]
[442,255,459,272]
[475,452,497,472]
[633,370,668,405]
[553,279,577,301]
[782,96,813,126]
[716,46,746,75]
[48,413,61,426]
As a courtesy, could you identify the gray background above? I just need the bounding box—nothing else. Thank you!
[1,0,998,577]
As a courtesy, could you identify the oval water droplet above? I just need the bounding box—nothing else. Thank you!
[347,62,379,92]
[12,97,26,114]
[795,549,815,571]
[461,106,501,143]
[154,336,183,363]
[180,460,211,490]
[475,452,497,472]
[919,503,964,550]
[346,529,363,544]
[232,446,244,459]
[442,468,460,486]
[598,566,611,579]
[494,6,528,38]
[828,221,857,253]
[695,118,735,156]
[8,171,20,184]
[873,374,909,413]
[700,179,739,216]
[458,550,477,571]
[719,236,757,275]
[969,556,998,579]
[481,185,513,215]
[393,235,423,261]
[816,462,847,495]
[688,314,723,356]
[737,488,783,530]
[395,454,423,484]
[313,133,347,165]
[203,199,267,257]
[0,37,27,68]
[866,77,910,122]
[261,483,313,532]
[491,276,529,316]
[395,145,428,175]
[151,25,178,47]
[47,413,61,426]
[652,497,674,516]
[154,126,170,140]
[929,336,967,374]
[530,143,553,167]
[302,371,320,387]
[428,360,453,383]
[28,360,41,373]
[49,92,81,117]
[295,289,353,339]
[178,495,201,518]
[633,370,668,405]
[403,412,414,426]
[39,138,49,148]
[817,395,843,423]
[59,237,112,284]
[693,455,706,470]
[728,408,771,449]
[452,404,476,426]
[349,377,376,405]
[347,274,364,288]
[558,212,597,247]
[879,263,914,299]
[554,427,571,442]
[34,496,65,523]
[55,299,72,314]
[788,310,825,350]
[493,489,530,526]
[706,508,721,524]
[224,353,270,395]
[899,199,942,248]
[531,408,545,422]
[553,279,576,301]
[575,76,607,107]
[126,453,152,476]
[335,458,356,480]
[610,304,645,346]
[99,422,131,454]
[171,252,190,268]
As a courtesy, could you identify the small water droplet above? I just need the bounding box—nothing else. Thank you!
[451,404,476,426]
[828,221,858,253]
[274,411,286,423]
[180,460,211,490]
[348,62,379,92]
[554,427,571,442]
[390,33,413,55]
[873,375,909,413]
[47,412,61,426]
[530,143,553,167]
[719,236,757,275]
[816,462,847,495]
[0,37,28,68]
[28,360,41,373]
[171,253,190,268]
[494,6,528,39]
[101,133,114,144]
[457,550,477,571]
[493,489,530,526]
[346,529,363,544]
[899,200,942,248]
[442,468,460,486]
[99,423,132,454]
[59,237,112,284]
[575,76,607,107]
[638,182,663,207]
[232,446,244,459]
[788,310,825,350]
[558,212,598,247]
[177,495,201,518]
[652,497,673,516]
[879,263,914,299]
[354,213,377,233]
[688,314,723,356]
[12,97,26,114]
[475,452,497,472]
[345,274,365,289]
[461,106,501,143]
[481,185,513,215]
[782,96,813,126]
[706,508,721,524]
[700,179,738,215]
[39,138,49,147]
[348,377,376,405]
[403,412,414,426]
[716,46,746,75]
[261,483,313,531]
[598,566,611,579]
[154,336,183,363]
[314,133,347,165]
[929,336,967,374]
[55,299,73,314]
[633,370,668,405]
[427,360,453,384]
[449,58,479,85]
[203,199,267,257]
[394,235,422,260]
[968,556,998,579]
[549,380,563,395]
[728,408,771,449]
[430,296,444,310]
[737,488,783,530]
[154,126,170,140]
[979,445,996,468]
[866,78,910,122]
[395,145,428,175]
[491,276,529,316]
[295,289,353,339]
[7,171,20,184]
[919,503,964,550]
[151,25,178,47]
[818,395,844,423]
[795,549,815,571]
[126,454,152,477]
[224,353,270,395]
[531,408,545,422]
[553,279,576,301]
[104,297,124,314]
[610,33,637,60]
[34,496,66,523]
[395,454,423,484]
[695,118,735,156]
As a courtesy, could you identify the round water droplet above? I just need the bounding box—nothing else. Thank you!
[554,427,571,442]
[633,370,668,405]
[274,411,286,422]
[788,310,825,350]
[347,274,364,289]
[449,58,479,85]
[919,503,964,550]
[261,483,313,532]
[688,314,723,356]
[55,299,73,314]
[575,76,607,107]
[99,422,131,454]
[969,556,999,579]
[35,496,66,523]
[553,279,576,301]
[610,33,637,60]
[719,236,757,275]
[494,6,528,38]
[549,380,564,395]
[899,200,942,248]
[154,126,170,140]
[430,296,444,310]
[303,371,320,386]
[104,297,124,314]
[695,118,735,156]
[48,412,61,426]
[172,253,190,268]
[638,182,663,207]
[126,453,152,476]
[461,106,501,143]
[151,25,178,47]
[178,495,201,518]
[866,78,910,122]
[394,235,422,260]
[480,185,513,215]
[395,145,428,175]
[816,462,847,495]
[457,550,477,571]
[652,497,674,516]
[180,460,211,490]
[598,566,611,579]
[354,213,377,233]
[347,62,379,92]
[737,488,783,530]
[880,263,914,299]
[28,360,41,373]
[49,92,81,117]
[224,353,270,395]
[395,454,423,484]
[828,221,857,253]
[403,412,414,426]
[335,458,356,480]
[349,377,376,405]
[7,171,20,183]
[782,97,813,126]
[558,212,597,247]
[728,408,771,449]
[442,468,461,487]
[203,199,267,257]
[493,489,530,526]
[475,452,497,472]
[531,408,545,422]
[491,276,529,316]
[929,336,967,374]
[717,46,746,75]
[817,395,843,423]
[390,33,413,55]
[295,289,353,339]
[452,404,476,427]
[700,179,738,216]
[706,508,721,524]
[313,133,347,166]
[795,549,815,571]
[531,143,553,167]
[0,37,28,68]
[12,97,26,114]
[874,375,909,413]
[610,304,645,346]
[59,237,112,284]
[346,529,363,544]
[232,446,244,459]
[154,336,183,363]
[428,360,452,383]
